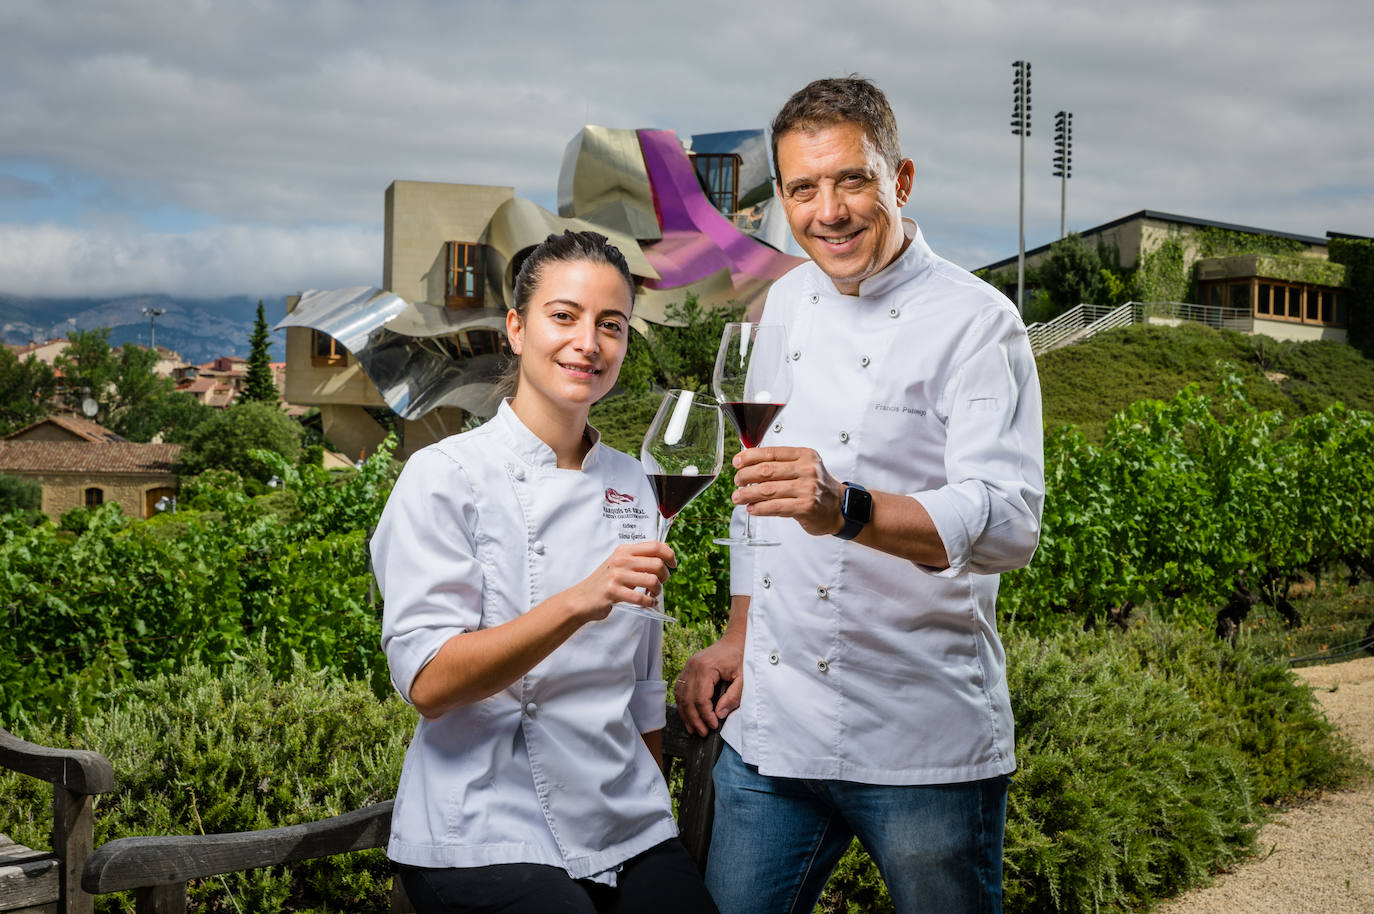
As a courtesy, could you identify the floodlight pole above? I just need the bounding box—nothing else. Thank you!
[1054,110,1073,239]
[141,306,166,350]
[1011,61,1032,316]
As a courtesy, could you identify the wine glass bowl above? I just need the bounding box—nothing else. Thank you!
[712,322,792,547]
[613,389,724,622]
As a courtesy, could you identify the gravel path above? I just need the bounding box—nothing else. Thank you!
[1153,656,1374,914]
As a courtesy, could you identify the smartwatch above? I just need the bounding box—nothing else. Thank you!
[835,482,872,541]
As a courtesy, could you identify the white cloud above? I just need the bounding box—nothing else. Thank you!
[0,222,380,298]
[0,0,1371,293]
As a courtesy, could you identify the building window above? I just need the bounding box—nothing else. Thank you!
[1228,281,1251,311]
[1200,278,1346,328]
[85,487,104,507]
[312,330,347,367]
[691,153,742,214]
[446,242,486,309]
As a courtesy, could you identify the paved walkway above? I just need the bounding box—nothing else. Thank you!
[1153,656,1374,914]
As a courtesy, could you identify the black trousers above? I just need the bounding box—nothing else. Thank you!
[398,838,719,914]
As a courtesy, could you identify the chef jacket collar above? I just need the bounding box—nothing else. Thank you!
[493,399,604,470]
[818,218,935,300]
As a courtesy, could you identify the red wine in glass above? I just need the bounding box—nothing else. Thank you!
[722,401,785,449]
[712,322,792,547]
[648,473,716,519]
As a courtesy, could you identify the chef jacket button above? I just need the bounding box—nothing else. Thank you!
[816,585,829,599]
[773,422,783,433]
[512,466,526,481]
[524,702,538,715]
[768,651,780,665]
[816,659,830,673]
[860,356,870,367]
[531,540,545,555]
[762,576,771,589]
[839,431,850,443]
[888,307,900,318]
[809,293,819,304]
[791,350,801,362]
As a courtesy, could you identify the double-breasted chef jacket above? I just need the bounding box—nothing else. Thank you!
[372,402,677,880]
[724,220,1045,786]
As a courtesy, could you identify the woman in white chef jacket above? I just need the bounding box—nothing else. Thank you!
[371,231,718,914]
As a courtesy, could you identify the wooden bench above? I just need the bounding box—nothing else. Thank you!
[0,727,116,914]
[74,706,722,913]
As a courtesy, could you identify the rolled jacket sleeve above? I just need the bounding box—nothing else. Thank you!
[915,309,1044,577]
[629,613,666,733]
[373,448,484,705]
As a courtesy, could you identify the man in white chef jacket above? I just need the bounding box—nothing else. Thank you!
[676,76,1045,914]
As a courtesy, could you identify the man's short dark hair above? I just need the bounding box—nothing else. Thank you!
[770,76,902,180]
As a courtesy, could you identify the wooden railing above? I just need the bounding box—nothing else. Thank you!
[51,705,722,914]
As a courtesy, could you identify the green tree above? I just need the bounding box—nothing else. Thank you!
[53,328,118,420]
[104,344,175,440]
[0,347,56,435]
[145,392,217,444]
[617,294,744,394]
[177,401,303,481]
[242,300,279,404]
[1038,234,1105,314]
[0,473,42,514]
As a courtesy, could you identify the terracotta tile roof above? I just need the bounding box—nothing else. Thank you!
[0,441,181,475]
[3,414,124,443]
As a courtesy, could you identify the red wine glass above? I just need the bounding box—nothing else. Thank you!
[613,389,724,622]
[712,322,792,547]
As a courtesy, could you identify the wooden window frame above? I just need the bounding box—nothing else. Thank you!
[446,242,486,310]
[311,330,348,368]
[84,487,104,507]
[691,152,742,214]
[1238,279,1347,328]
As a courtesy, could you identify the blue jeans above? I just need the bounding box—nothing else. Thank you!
[705,745,1007,914]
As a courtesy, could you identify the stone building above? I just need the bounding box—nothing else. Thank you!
[0,416,179,519]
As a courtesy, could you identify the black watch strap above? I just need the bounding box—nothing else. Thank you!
[836,482,871,541]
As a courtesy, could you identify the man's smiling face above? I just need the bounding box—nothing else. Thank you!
[776,120,914,295]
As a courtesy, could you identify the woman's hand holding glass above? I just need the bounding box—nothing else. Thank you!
[574,540,677,622]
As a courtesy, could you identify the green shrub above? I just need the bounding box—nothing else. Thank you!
[0,647,414,914]
[177,401,303,482]
[817,622,1362,913]
[0,472,41,514]
[0,442,399,723]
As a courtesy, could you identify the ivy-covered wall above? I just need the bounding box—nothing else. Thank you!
[1328,237,1374,353]
[975,219,1351,322]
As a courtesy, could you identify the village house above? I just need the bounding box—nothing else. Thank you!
[0,415,180,519]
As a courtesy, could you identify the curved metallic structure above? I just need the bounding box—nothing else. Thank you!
[278,287,507,420]
[283,122,803,424]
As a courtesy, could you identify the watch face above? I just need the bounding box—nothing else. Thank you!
[844,486,873,523]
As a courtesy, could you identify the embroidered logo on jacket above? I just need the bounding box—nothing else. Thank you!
[603,487,649,534]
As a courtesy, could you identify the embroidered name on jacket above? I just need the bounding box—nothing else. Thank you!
[873,403,928,416]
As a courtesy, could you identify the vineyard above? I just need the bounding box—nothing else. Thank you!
[3,325,1374,912]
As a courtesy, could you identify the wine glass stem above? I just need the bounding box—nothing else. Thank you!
[658,515,674,545]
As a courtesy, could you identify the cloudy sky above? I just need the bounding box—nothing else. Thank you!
[1,0,1370,300]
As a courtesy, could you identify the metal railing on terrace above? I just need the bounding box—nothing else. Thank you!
[1026,301,1255,355]
[1138,301,1253,333]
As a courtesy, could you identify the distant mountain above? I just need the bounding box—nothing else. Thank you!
[0,293,287,363]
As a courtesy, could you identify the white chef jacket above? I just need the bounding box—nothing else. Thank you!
[372,401,677,879]
[723,220,1044,786]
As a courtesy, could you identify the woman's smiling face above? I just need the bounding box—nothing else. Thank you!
[505,258,634,413]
